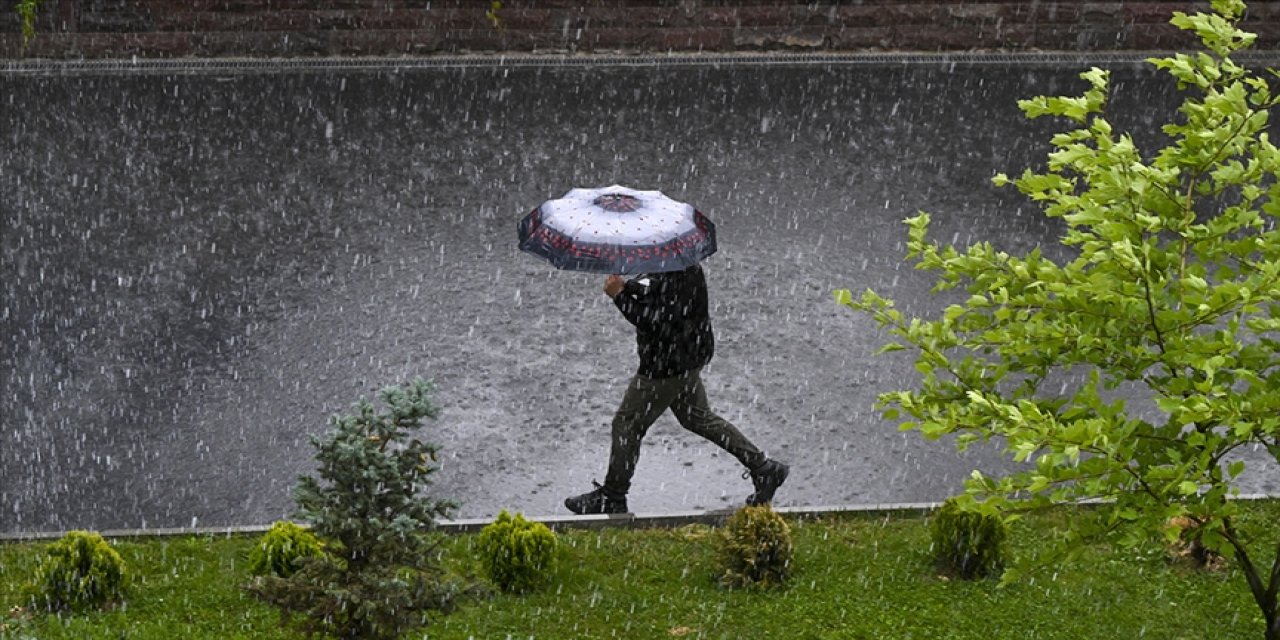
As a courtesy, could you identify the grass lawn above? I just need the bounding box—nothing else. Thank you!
[2,501,1275,639]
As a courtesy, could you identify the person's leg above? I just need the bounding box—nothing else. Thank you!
[670,369,788,505]
[601,373,687,495]
[568,373,688,514]
[668,369,767,470]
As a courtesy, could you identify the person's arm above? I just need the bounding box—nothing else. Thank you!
[608,275,661,331]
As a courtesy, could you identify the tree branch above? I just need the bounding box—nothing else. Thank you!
[1121,463,1164,502]
[1141,276,1179,381]
[1189,107,1268,182]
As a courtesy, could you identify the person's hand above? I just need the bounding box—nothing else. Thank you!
[604,274,625,298]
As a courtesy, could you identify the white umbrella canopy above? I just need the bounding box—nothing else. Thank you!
[517,185,718,275]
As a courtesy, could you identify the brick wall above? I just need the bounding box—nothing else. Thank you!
[2,1,1277,59]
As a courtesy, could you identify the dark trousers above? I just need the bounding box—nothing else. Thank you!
[603,368,766,495]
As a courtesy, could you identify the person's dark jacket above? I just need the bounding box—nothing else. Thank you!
[612,264,715,378]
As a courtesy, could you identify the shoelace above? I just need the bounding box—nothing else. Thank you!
[591,479,624,500]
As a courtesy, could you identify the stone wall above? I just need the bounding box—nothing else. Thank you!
[1,1,1278,59]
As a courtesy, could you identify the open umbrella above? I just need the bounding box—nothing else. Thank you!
[517,185,717,274]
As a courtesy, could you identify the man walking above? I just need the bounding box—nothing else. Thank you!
[564,264,789,514]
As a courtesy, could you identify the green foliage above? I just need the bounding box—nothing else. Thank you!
[244,378,464,640]
[15,0,42,49]
[837,1,1279,637]
[475,510,558,593]
[23,531,128,613]
[715,505,793,589]
[485,1,503,30]
[930,498,1009,580]
[2,535,296,639]
[0,604,36,638]
[2,502,1278,638]
[246,521,324,578]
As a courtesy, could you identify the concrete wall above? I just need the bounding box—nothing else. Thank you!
[2,1,1278,59]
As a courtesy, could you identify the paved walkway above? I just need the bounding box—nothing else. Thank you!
[3,54,1277,533]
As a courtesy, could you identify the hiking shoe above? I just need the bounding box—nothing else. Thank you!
[564,481,628,515]
[744,459,789,506]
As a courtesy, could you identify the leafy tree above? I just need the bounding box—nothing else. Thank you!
[245,378,463,640]
[837,1,1279,637]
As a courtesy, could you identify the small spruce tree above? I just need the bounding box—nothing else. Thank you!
[245,378,461,640]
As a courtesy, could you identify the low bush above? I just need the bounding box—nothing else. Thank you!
[715,505,793,589]
[246,521,324,578]
[930,498,1008,580]
[24,531,128,612]
[475,510,558,593]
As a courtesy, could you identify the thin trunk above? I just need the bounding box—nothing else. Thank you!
[1221,517,1279,640]
[1269,537,1280,640]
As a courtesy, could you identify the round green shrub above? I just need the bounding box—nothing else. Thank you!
[247,520,325,578]
[475,510,558,593]
[930,498,1009,580]
[716,505,793,589]
[25,530,128,612]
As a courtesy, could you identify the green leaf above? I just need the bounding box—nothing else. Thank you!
[1156,396,1184,414]
[1232,421,1254,438]
[920,421,949,438]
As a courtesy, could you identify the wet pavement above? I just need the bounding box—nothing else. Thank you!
[3,56,1278,533]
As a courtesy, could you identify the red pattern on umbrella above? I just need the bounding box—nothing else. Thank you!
[517,186,717,274]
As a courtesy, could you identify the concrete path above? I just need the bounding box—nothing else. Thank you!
[3,54,1277,533]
